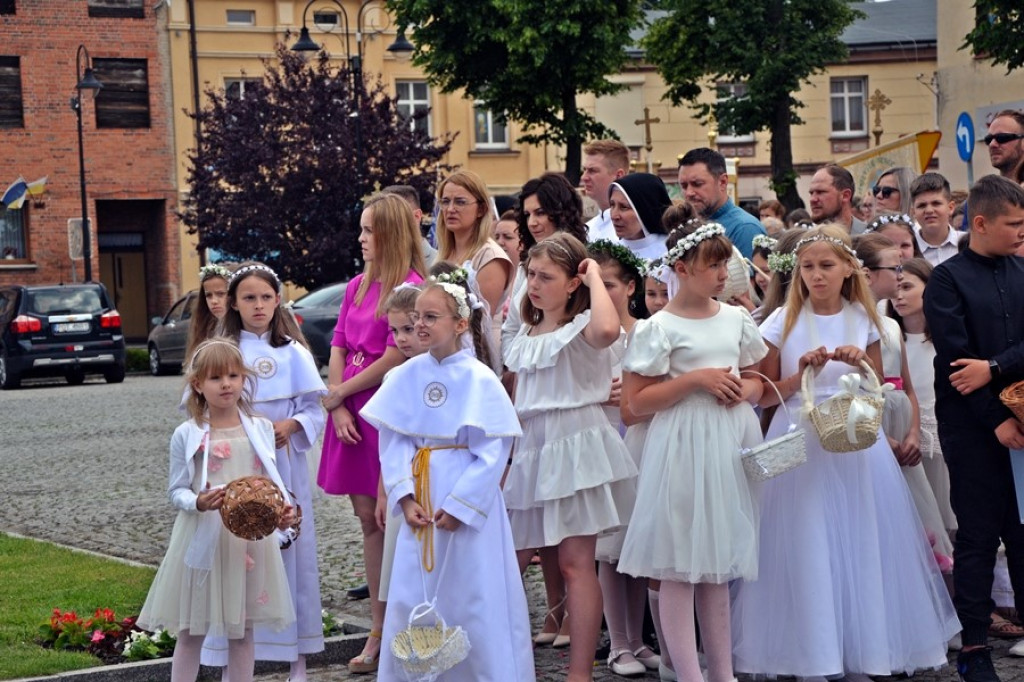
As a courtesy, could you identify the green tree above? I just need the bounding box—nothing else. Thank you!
[180,46,453,289]
[962,1,1024,73]
[643,0,863,210]
[386,0,644,184]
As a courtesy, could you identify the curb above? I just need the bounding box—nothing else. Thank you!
[13,625,370,682]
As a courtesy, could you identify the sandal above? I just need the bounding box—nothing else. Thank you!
[533,597,566,646]
[996,606,1022,625]
[989,612,1024,639]
[348,630,382,674]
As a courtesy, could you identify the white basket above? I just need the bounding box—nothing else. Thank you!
[391,600,471,682]
[740,370,807,482]
[721,246,753,301]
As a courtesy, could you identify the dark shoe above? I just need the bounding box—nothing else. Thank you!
[957,647,999,682]
[346,583,370,600]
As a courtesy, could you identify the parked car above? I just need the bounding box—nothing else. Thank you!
[289,281,347,368]
[147,290,199,376]
[0,282,127,389]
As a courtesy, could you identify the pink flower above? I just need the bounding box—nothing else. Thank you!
[212,442,232,459]
[91,630,105,643]
[256,591,269,605]
[207,458,223,473]
[245,553,255,572]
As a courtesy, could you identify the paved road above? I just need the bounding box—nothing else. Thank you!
[0,374,1017,681]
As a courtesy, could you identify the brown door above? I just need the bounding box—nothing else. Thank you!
[100,251,148,341]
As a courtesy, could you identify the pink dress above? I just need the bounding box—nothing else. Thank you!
[317,271,423,496]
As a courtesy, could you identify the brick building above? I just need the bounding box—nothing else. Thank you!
[0,0,180,340]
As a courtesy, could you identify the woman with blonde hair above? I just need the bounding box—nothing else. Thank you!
[437,170,514,370]
[317,192,427,674]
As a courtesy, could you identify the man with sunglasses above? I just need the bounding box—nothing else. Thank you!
[986,110,1024,180]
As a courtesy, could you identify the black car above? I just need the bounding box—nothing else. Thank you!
[0,283,127,389]
[290,281,347,367]
[147,290,199,376]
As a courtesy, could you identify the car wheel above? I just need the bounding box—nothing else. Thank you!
[0,355,20,390]
[105,363,126,384]
[66,368,86,385]
[149,345,169,376]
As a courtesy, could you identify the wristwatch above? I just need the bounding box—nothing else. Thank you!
[989,359,1001,378]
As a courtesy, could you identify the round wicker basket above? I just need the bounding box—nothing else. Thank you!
[219,475,285,541]
[1000,380,1024,423]
[802,360,885,453]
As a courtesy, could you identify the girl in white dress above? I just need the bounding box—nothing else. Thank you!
[617,221,768,682]
[855,235,953,568]
[731,225,960,680]
[361,273,534,681]
[503,232,637,682]
[138,339,296,682]
[205,263,327,682]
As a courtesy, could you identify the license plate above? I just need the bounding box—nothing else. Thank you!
[54,322,90,333]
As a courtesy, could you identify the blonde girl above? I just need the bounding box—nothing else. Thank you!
[139,339,296,682]
[317,192,427,673]
[503,232,637,682]
[731,225,959,680]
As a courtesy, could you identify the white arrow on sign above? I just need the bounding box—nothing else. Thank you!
[957,120,973,153]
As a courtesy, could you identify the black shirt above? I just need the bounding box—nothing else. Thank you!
[923,248,1024,433]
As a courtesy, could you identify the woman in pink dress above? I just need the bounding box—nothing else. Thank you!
[317,193,427,673]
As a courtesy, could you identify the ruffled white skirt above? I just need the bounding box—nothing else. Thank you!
[504,404,637,549]
[596,422,649,563]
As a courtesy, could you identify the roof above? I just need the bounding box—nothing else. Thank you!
[841,0,936,49]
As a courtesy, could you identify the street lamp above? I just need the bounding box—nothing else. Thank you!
[70,45,103,282]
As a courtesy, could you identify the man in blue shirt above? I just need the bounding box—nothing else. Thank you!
[677,147,765,258]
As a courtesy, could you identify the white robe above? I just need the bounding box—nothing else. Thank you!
[202,332,327,665]
[361,349,534,682]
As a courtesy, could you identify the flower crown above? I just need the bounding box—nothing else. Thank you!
[428,267,482,319]
[199,264,232,281]
[751,234,778,252]
[866,213,914,232]
[230,263,280,289]
[766,251,797,274]
[794,234,863,266]
[663,222,727,266]
[588,239,646,279]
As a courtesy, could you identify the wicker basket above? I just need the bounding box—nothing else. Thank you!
[1000,380,1024,423]
[740,370,807,482]
[219,475,286,541]
[802,360,885,453]
[391,601,471,681]
[721,246,752,301]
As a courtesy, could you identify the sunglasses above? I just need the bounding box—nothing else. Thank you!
[984,132,1024,145]
[871,186,899,199]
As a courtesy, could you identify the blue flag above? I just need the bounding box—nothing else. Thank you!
[1,177,27,209]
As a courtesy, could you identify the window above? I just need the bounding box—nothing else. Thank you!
[93,58,150,129]
[0,0,15,16]
[87,0,144,19]
[473,103,509,150]
[312,11,339,30]
[225,77,261,100]
[396,81,431,135]
[0,56,23,128]
[715,81,754,143]
[0,206,27,262]
[830,77,867,136]
[226,9,255,25]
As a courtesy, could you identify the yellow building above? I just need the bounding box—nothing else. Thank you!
[166,0,550,294]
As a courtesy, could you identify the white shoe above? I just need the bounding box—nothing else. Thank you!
[659,662,678,681]
[608,649,646,677]
[1009,639,1024,657]
[948,632,963,651]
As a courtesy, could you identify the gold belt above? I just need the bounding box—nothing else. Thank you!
[412,444,468,572]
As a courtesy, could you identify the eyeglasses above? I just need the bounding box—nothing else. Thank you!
[439,198,478,210]
[869,264,903,275]
[983,132,1024,146]
[408,311,457,327]
[871,186,899,199]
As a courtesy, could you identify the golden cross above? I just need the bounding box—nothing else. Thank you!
[635,106,660,153]
[867,88,892,147]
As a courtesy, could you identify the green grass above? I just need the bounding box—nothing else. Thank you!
[0,534,155,680]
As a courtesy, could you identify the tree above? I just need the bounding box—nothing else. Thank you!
[962,1,1024,73]
[180,46,454,290]
[643,0,864,210]
[386,0,644,184]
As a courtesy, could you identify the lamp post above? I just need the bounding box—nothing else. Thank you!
[70,45,103,282]
[291,1,413,193]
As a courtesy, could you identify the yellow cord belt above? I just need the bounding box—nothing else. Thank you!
[411,444,468,573]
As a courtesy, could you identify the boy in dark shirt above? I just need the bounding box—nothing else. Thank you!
[924,174,1024,682]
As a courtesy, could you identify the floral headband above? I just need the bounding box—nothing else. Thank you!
[866,213,914,232]
[663,223,727,266]
[429,268,483,319]
[794,234,863,266]
[199,264,232,281]
[589,239,646,279]
[766,251,797,274]
[751,234,778,252]
[230,263,280,290]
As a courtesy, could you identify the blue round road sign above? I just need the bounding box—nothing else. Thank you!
[956,112,975,162]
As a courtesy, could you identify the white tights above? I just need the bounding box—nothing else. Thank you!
[172,629,254,682]
[660,581,733,682]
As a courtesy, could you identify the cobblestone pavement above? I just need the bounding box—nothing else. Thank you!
[0,374,1020,681]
